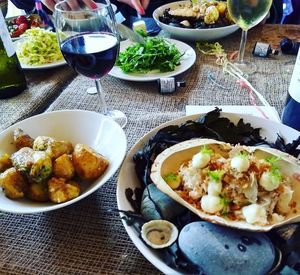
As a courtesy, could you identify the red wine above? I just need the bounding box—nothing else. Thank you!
[281,48,300,131]
[61,32,119,79]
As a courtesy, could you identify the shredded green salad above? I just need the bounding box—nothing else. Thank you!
[16,28,63,65]
[116,37,183,73]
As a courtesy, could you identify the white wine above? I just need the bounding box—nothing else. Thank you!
[227,0,273,30]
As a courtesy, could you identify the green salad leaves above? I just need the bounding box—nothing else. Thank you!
[116,37,183,73]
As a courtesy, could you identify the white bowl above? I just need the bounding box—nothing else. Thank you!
[153,1,239,41]
[0,110,127,214]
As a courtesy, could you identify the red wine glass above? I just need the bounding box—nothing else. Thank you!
[55,0,127,128]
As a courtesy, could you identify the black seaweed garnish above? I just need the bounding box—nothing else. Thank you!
[162,243,202,274]
[133,108,300,191]
[125,187,143,213]
[107,208,147,226]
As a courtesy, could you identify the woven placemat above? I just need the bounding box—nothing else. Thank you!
[0,25,298,274]
[0,66,76,132]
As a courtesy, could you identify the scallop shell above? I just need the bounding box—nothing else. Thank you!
[141,220,178,249]
[150,138,300,232]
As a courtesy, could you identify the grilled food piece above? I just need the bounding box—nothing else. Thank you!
[11,147,52,183]
[0,167,28,199]
[33,136,74,160]
[26,182,49,202]
[48,177,80,203]
[53,154,75,180]
[72,144,109,181]
[13,128,34,150]
[0,153,12,172]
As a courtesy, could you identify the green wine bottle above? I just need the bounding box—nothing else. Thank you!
[0,10,27,99]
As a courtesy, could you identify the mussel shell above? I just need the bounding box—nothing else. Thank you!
[141,220,178,249]
[150,138,300,232]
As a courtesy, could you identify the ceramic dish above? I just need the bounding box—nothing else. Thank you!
[109,38,196,82]
[117,112,300,273]
[153,1,239,41]
[0,110,127,214]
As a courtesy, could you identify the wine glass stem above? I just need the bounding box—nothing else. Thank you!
[95,79,108,115]
[238,30,248,63]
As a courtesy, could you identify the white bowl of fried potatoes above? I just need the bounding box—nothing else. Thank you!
[0,110,127,214]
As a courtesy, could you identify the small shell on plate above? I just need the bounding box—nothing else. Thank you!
[150,138,300,232]
[141,220,178,249]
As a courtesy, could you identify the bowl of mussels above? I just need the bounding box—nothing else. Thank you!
[153,0,239,41]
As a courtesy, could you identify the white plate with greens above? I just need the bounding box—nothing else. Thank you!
[109,38,196,82]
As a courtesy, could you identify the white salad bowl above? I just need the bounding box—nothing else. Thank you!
[0,110,127,214]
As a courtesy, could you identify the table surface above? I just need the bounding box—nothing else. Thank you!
[0,24,300,274]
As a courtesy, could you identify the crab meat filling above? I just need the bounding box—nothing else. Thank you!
[168,144,293,226]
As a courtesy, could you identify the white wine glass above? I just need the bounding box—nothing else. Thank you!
[227,0,273,75]
[54,0,127,128]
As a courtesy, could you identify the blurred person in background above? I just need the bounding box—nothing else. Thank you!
[8,0,298,30]
[9,0,149,14]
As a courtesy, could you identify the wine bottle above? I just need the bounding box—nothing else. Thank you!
[281,48,300,131]
[0,10,27,99]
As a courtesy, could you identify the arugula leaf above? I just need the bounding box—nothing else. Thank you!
[116,37,182,73]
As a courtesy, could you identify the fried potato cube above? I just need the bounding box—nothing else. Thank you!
[14,128,34,150]
[48,177,80,203]
[11,147,35,172]
[33,136,54,151]
[47,140,74,160]
[53,154,75,180]
[72,144,109,181]
[11,148,53,183]
[26,182,49,202]
[33,136,74,160]
[29,151,53,183]
[0,153,12,173]
[0,167,28,199]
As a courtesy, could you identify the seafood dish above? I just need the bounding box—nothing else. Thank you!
[158,0,234,29]
[151,138,300,231]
